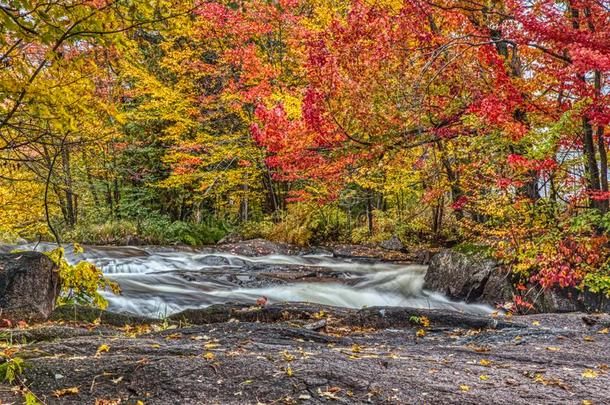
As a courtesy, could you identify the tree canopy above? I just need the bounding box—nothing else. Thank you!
[0,0,609,306]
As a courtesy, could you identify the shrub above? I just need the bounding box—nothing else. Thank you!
[44,245,120,309]
[62,215,229,246]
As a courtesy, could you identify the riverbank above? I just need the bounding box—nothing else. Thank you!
[0,303,608,404]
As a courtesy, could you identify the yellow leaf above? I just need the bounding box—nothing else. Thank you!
[546,346,560,352]
[203,352,215,360]
[582,400,593,405]
[598,328,609,334]
[479,359,491,366]
[95,344,110,357]
[584,336,595,342]
[165,333,182,340]
[351,344,362,353]
[420,316,430,327]
[53,387,79,397]
[416,329,426,337]
[204,342,219,349]
[282,350,295,362]
[459,385,470,392]
[581,369,598,379]
[479,375,489,381]
[532,321,540,326]
[286,367,293,377]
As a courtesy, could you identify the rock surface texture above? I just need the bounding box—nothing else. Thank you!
[424,249,514,306]
[379,235,405,251]
[0,252,60,321]
[0,303,608,404]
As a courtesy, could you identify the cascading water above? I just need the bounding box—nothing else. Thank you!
[9,244,494,318]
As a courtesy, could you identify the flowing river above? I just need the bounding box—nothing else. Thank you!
[7,243,493,318]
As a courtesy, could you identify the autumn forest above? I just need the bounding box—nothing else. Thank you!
[1,0,610,303]
[2,1,610,403]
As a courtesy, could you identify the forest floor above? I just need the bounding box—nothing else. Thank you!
[0,303,608,404]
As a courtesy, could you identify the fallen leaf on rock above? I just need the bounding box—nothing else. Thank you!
[416,329,426,337]
[351,344,362,353]
[95,344,110,357]
[581,369,598,379]
[165,333,182,340]
[286,367,293,377]
[95,399,120,405]
[203,352,215,360]
[53,387,79,397]
[546,346,560,352]
[460,385,470,392]
[583,336,595,342]
[282,350,295,362]
[505,378,519,386]
[479,359,491,366]
[532,321,540,326]
[598,328,609,334]
[479,375,489,381]
[191,335,209,341]
[318,388,339,400]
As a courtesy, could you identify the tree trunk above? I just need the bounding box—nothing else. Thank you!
[61,146,76,227]
[490,30,540,201]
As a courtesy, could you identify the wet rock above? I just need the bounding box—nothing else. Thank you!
[217,238,302,256]
[196,255,231,266]
[425,249,513,306]
[379,235,404,251]
[535,287,610,313]
[329,244,410,261]
[426,249,610,313]
[0,252,60,321]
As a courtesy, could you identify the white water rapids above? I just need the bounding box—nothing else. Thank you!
[9,244,494,318]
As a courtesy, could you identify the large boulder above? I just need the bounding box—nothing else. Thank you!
[425,249,610,313]
[379,235,405,251]
[535,287,610,313]
[424,249,514,307]
[0,252,60,321]
[217,238,302,256]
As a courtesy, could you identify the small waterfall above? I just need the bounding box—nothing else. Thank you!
[11,243,494,318]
